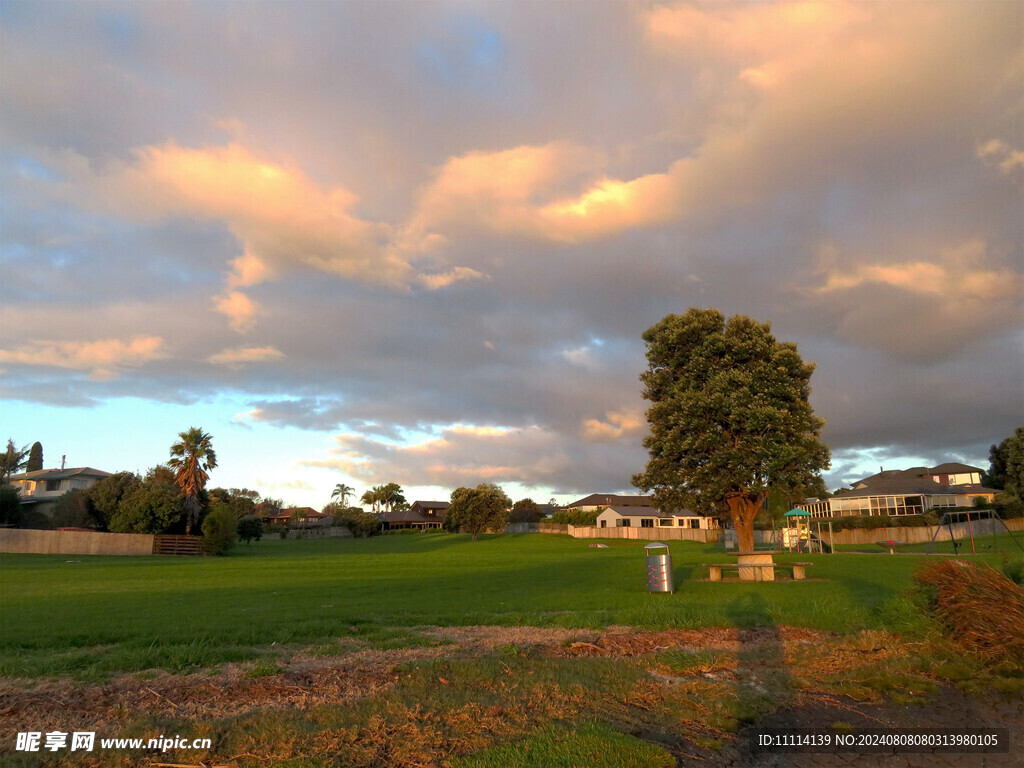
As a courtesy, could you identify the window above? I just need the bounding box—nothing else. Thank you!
[600,520,607,528]
[659,518,674,526]
[621,518,631,527]
[45,479,62,492]
[689,519,701,529]
[641,519,654,528]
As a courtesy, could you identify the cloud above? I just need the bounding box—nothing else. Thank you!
[65,142,413,288]
[207,346,285,365]
[213,291,260,333]
[977,140,1024,176]
[0,336,163,381]
[582,409,645,442]
[808,240,1023,359]
[300,420,647,493]
[418,266,489,290]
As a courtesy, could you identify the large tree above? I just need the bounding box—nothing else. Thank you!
[998,427,1024,503]
[632,308,830,553]
[444,483,511,541]
[0,439,29,483]
[983,430,1022,491]
[168,427,217,534]
[26,442,43,473]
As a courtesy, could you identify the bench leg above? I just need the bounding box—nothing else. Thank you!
[709,566,722,582]
[792,565,806,580]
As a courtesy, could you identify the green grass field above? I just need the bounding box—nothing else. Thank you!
[2,532,1014,680]
[2,533,1022,767]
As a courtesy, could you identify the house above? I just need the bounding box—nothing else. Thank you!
[258,506,331,527]
[595,505,719,530]
[7,467,112,519]
[799,463,998,518]
[382,501,449,530]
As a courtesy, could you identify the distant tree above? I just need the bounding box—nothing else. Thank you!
[632,309,831,553]
[110,482,185,534]
[208,487,257,518]
[0,439,29,483]
[360,487,382,513]
[202,502,238,555]
[26,442,43,473]
[984,432,1019,491]
[168,427,217,534]
[85,472,141,530]
[0,485,22,526]
[331,505,381,537]
[146,464,177,484]
[444,484,511,541]
[331,483,355,507]
[1000,428,1024,502]
[510,498,542,523]
[237,515,263,544]
[378,482,407,513]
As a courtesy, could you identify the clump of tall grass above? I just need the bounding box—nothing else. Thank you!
[914,560,1024,665]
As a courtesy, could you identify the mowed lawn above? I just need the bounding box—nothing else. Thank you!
[0,532,999,680]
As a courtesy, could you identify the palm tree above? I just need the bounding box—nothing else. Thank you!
[360,488,381,513]
[378,482,406,514]
[0,439,30,483]
[331,483,355,508]
[168,427,217,534]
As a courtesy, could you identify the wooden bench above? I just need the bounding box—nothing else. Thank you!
[703,562,813,581]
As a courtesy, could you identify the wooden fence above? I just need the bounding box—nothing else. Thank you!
[0,528,155,556]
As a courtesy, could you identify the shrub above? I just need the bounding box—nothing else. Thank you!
[51,489,94,529]
[110,482,184,534]
[335,507,381,538]
[914,560,1024,664]
[549,509,599,526]
[237,515,263,544]
[0,484,23,527]
[202,503,238,555]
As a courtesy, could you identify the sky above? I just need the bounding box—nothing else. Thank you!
[1,1,1022,510]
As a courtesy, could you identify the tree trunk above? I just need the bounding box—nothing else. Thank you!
[726,494,765,553]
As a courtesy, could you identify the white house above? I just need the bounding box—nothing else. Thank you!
[800,462,998,519]
[595,505,718,530]
[7,467,112,519]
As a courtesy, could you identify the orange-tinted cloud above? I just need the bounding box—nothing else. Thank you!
[214,290,259,333]
[207,346,285,365]
[0,336,163,381]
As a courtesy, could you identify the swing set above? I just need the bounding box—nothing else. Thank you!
[923,508,1024,555]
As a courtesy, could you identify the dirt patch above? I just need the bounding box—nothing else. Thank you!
[558,626,828,657]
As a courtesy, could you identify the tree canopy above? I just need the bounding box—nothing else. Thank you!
[444,483,511,540]
[0,439,29,483]
[632,308,830,553]
[26,442,43,473]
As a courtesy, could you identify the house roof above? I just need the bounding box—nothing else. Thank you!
[927,462,984,475]
[835,476,998,499]
[409,500,450,512]
[383,503,448,524]
[8,467,112,482]
[599,505,702,519]
[568,493,657,508]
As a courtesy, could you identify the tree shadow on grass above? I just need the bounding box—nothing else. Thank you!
[726,592,793,728]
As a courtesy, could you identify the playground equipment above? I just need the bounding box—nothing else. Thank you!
[924,508,1023,555]
[780,509,833,554]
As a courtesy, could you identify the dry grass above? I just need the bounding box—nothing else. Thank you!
[915,559,1024,664]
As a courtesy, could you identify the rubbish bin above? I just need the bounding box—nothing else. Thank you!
[645,542,674,593]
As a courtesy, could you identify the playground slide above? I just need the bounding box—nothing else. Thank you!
[809,533,832,553]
